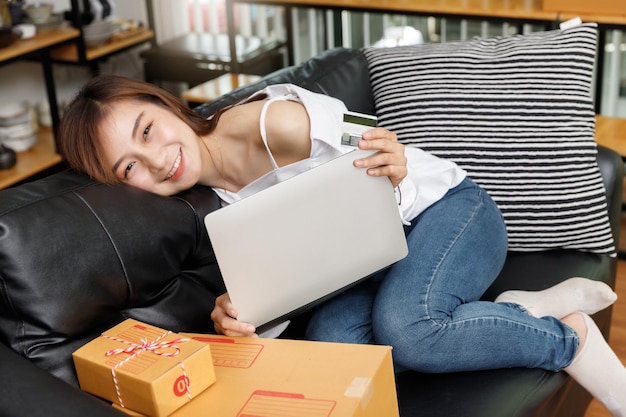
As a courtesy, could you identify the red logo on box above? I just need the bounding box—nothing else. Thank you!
[173,375,190,397]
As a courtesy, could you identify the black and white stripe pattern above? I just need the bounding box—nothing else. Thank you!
[365,23,615,256]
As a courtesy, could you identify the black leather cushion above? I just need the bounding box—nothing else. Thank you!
[194,47,375,117]
[0,170,224,385]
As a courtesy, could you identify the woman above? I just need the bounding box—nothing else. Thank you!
[58,74,625,416]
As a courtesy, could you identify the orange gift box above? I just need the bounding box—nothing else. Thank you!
[73,319,216,417]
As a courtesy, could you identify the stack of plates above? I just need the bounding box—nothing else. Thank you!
[0,103,37,152]
[83,20,114,48]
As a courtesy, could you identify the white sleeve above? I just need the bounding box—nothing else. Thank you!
[397,147,467,224]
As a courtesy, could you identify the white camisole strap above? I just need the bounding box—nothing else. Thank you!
[258,94,299,170]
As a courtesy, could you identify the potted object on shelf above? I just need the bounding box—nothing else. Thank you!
[8,0,25,26]
[0,144,16,170]
[0,0,11,26]
[0,25,20,48]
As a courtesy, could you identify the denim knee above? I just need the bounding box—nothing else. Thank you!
[305,278,381,345]
[373,309,465,372]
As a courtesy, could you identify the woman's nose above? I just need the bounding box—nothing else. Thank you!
[144,144,168,172]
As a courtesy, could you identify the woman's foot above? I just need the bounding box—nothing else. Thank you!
[494,277,617,319]
[563,313,626,417]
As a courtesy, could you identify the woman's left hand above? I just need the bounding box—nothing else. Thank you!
[354,128,407,188]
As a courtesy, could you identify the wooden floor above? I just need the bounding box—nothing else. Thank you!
[584,212,626,417]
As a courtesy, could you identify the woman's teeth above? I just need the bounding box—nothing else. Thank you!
[166,151,182,180]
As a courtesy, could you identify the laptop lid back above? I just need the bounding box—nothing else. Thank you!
[204,149,408,332]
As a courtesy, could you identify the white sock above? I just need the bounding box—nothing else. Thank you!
[564,313,626,417]
[494,277,617,319]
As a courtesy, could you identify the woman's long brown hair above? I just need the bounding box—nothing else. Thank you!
[57,74,226,184]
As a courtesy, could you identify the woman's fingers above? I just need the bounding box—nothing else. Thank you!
[355,128,407,188]
[211,293,257,337]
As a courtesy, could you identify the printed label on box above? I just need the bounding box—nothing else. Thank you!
[190,336,264,368]
[238,390,336,417]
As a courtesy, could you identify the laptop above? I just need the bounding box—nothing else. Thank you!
[204,149,409,334]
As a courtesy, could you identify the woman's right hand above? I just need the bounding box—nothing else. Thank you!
[211,293,258,337]
[355,127,407,188]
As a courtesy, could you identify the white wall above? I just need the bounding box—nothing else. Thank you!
[0,0,149,115]
[151,0,189,43]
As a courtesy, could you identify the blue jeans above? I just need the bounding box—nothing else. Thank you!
[305,178,579,373]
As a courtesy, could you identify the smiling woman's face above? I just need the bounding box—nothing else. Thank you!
[99,99,204,196]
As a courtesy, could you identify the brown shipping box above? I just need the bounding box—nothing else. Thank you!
[175,334,397,416]
[542,0,626,16]
[73,319,216,417]
[114,334,399,417]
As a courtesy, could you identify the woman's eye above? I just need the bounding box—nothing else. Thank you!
[124,161,136,179]
[143,123,152,140]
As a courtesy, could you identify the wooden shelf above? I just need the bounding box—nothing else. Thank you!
[231,0,556,21]
[232,0,626,23]
[0,27,80,62]
[0,129,62,189]
[0,28,78,189]
[0,3,153,188]
[560,12,626,26]
[182,73,262,104]
[50,29,154,62]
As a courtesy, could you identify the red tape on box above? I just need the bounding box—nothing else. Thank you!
[103,331,192,408]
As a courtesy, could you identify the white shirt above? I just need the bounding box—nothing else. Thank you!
[212,84,466,224]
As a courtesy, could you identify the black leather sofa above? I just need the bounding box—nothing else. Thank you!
[0,47,622,417]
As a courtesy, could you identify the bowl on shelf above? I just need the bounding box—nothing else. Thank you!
[0,26,21,48]
[29,14,63,31]
[83,19,114,47]
[14,23,36,39]
[0,103,32,127]
[84,31,113,47]
[0,103,37,152]
[83,20,113,35]
[23,3,54,24]
[0,121,36,139]
[1,132,37,152]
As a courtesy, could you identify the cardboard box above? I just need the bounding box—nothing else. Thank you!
[542,0,626,16]
[170,334,397,416]
[115,335,398,416]
[73,319,216,417]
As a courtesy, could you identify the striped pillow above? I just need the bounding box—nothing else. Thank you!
[364,23,615,256]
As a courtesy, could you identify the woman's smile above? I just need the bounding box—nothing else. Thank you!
[166,148,184,181]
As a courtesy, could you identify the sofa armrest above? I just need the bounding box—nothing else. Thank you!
[0,343,125,417]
